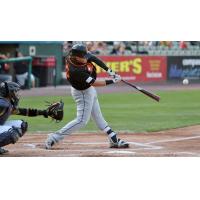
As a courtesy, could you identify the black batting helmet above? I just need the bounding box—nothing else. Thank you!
[71,44,87,57]
[0,81,21,107]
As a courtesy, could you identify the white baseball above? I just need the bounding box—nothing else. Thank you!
[183,79,189,85]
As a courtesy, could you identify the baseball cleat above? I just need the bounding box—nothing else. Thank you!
[45,133,62,150]
[0,147,9,154]
[110,138,129,148]
[45,139,55,150]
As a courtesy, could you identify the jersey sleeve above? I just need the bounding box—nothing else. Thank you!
[75,70,95,85]
[86,52,109,71]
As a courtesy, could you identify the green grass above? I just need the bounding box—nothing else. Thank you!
[10,90,200,133]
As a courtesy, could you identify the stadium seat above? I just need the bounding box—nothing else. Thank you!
[172,46,179,50]
[190,50,196,55]
[166,50,173,56]
[125,50,132,55]
[151,46,157,50]
[160,50,166,55]
[194,46,199,50]
[139,46,145,51]
[185,50,192,56]
[148,50,154,55]
[131,46,137,51]
[179,50,185,55]
[154,50,161,55]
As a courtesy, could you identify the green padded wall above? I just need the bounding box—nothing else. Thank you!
[18,43,63,85]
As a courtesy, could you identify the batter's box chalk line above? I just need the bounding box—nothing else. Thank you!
[23,144,36,149]
[104,150,136,155]
[147,135,200,145]
[23,141,163,152]
[128,142,163,150]
[71,141,163,151]
[71,142,106,145]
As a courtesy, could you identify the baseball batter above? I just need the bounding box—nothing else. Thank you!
[45,43,129,149]
[0,81,64,154]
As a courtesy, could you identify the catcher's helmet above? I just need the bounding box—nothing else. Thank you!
[0,81,21,107]
[71,44,87,57]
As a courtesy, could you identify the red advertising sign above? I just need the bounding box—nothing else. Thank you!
[95,56,167,82]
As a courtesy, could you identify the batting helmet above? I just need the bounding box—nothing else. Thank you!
[71,44,87,57]
[0,81,21,107]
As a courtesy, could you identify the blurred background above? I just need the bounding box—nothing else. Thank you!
[0,41,200,89]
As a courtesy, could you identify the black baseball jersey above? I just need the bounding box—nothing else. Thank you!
[66,52,109,90]
[0,97,13,125]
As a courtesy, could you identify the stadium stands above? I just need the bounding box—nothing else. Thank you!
[73,41,200,56]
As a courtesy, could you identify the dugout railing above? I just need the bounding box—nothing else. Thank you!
[0,56,32,89]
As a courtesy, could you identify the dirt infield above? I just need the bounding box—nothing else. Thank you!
[1,125,200,157]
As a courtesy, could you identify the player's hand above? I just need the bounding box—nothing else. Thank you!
[107,69,116,77]
[45,101,64,122]
[113,74,122,83]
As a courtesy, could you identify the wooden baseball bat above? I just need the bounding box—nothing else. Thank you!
[121,80,160,102]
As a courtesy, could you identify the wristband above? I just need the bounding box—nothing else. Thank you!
[38,110,48,118]
[105,80,114,85]
[107,68,115,76]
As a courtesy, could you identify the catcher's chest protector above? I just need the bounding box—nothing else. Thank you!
[0,98,12,125]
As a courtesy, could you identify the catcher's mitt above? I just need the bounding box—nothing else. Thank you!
[45,100,64,122]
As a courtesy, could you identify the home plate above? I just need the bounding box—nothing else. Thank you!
[105,150,136,155]
[23,144,36,149]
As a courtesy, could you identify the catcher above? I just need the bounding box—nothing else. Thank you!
[0,81,64,154]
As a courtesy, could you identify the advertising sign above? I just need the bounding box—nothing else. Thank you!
[168,56,200,79]
[95,56,167,82]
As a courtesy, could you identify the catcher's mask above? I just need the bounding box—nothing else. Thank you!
[0,81,21,107]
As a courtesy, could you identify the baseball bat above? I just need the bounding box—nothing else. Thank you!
[121,80,160,102]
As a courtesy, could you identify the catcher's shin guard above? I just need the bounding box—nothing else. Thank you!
[4,120,28,137]
[0,128,21,147]
[20,120,28,137]
[0,147,9,154]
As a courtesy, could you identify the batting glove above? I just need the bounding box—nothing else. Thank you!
[113,74,122,83]
[107,69,116,77]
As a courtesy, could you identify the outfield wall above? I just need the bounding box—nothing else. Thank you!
[167,56,200,80]
[96,56,167,82]
[95,56,200,83]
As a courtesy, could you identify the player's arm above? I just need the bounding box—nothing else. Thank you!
[12,107,48,118]
[12,101,64,122]
[92,79,121,87]
[92,81,106,87]
[86,52,109,71]
[80,73,121,87]
[87,52,119,77]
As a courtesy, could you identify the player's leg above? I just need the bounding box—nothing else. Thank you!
[45,87,96,149]
[30,74,35,88]
[25,73,35,88]
[16,73,26,86]
[0,125,23,154]
[91,89,129,148]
